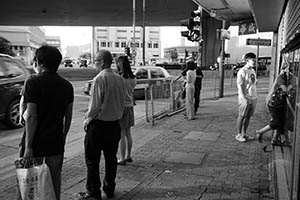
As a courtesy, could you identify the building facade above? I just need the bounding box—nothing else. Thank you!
[45,35,61,51]
[93,26,161,65]
[0,26,46,65]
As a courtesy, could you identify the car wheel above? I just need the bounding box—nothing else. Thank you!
[5,99,21,129]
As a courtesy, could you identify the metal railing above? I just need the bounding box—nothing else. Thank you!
[144,80,184,125]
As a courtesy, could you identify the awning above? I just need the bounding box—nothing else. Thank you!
[281,33,300,53]
[249,0,288,32]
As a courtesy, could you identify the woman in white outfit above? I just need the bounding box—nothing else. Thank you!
[117,56,137,165]
[185,61,197,120]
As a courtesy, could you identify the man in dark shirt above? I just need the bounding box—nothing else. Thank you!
[194,66,204,114]
[23,45,74,200]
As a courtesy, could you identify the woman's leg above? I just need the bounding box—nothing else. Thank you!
[125,127,133,159]
[118,129,126,162]
[256,124,272,135]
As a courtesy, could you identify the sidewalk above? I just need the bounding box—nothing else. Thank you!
[59,84,275,200]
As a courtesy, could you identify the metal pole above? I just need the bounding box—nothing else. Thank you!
[91,26,95,65]
[150,85,154,125]
[219,20,226,98]
[142,0,146,65]
[132,0,136,65]
[256,37,260,77]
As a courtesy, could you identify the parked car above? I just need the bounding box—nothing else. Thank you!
[83,66,178,99]
[64,58,73,67]
[79,59,88,68]
[0,55,30,128]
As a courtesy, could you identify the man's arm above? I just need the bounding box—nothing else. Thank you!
[63,103,73,141]
[19,96,26,125]
[84,79,102,131]
[236,72,247,104]
[24,103,38,157]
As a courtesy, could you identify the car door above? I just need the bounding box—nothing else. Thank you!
[135,67,149,85]
[149,67,166,85]
[0,59,26,118]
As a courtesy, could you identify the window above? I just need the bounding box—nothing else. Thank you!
[107,42,112,47]
[96,41,100,51]
[97,29,107,32]
[150,31,159,34]
[115,42,120,47]
[121,42,127,48]
[117,37,127,40]
[153,43,159,48]
[0,61,24,79]
[100,42,106,47]
[117,30,127,33]
[135,69,148,79]
[148,43,152,48]
[150,68,165,78]
[97,36,107,39]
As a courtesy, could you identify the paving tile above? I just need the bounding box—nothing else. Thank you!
[164,151,206,165]
[183,131,221,141]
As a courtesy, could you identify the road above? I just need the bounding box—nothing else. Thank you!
[0,80,148,184]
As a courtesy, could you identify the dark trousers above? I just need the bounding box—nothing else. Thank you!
[194,86,201,113]
[84,119,121,197]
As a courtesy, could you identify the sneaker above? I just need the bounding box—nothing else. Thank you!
[235,134,246,142]
[256,131,262,143]
[244,133,254,140]
[78,192,101,200]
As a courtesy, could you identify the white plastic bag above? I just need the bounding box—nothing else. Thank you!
[15,158,57,200]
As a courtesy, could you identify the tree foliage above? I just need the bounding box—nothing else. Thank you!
[0,36,15,56]
[79,52,91,60]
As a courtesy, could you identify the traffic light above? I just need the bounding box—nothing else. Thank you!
[124,47,130,56]
[180,8,202,42]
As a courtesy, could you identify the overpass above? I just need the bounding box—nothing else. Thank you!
[0,0,285,31]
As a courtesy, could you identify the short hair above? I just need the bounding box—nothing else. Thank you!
[96,50,113,66]
[35,45,62,72]
[186,60,197,70]
[244,52,256,60]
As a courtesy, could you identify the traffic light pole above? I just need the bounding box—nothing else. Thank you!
[219,20,226,98]
[142,0,146,66]
[132,0,136,65]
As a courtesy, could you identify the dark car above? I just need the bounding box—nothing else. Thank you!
[0,55,30,128]
[64,58,73,67]
[79,59,88,68]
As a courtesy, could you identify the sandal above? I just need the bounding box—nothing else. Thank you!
[124,157,133,162]
[271,139,282,146]
[283,141,292,147]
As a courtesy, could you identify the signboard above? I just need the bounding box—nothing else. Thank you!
[246,38,271,46]
[239,22,257,35]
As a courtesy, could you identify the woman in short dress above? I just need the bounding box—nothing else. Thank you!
[117,56,137,165]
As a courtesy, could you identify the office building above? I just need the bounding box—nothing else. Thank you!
[0,26,45,65]
[93,26,161,64]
